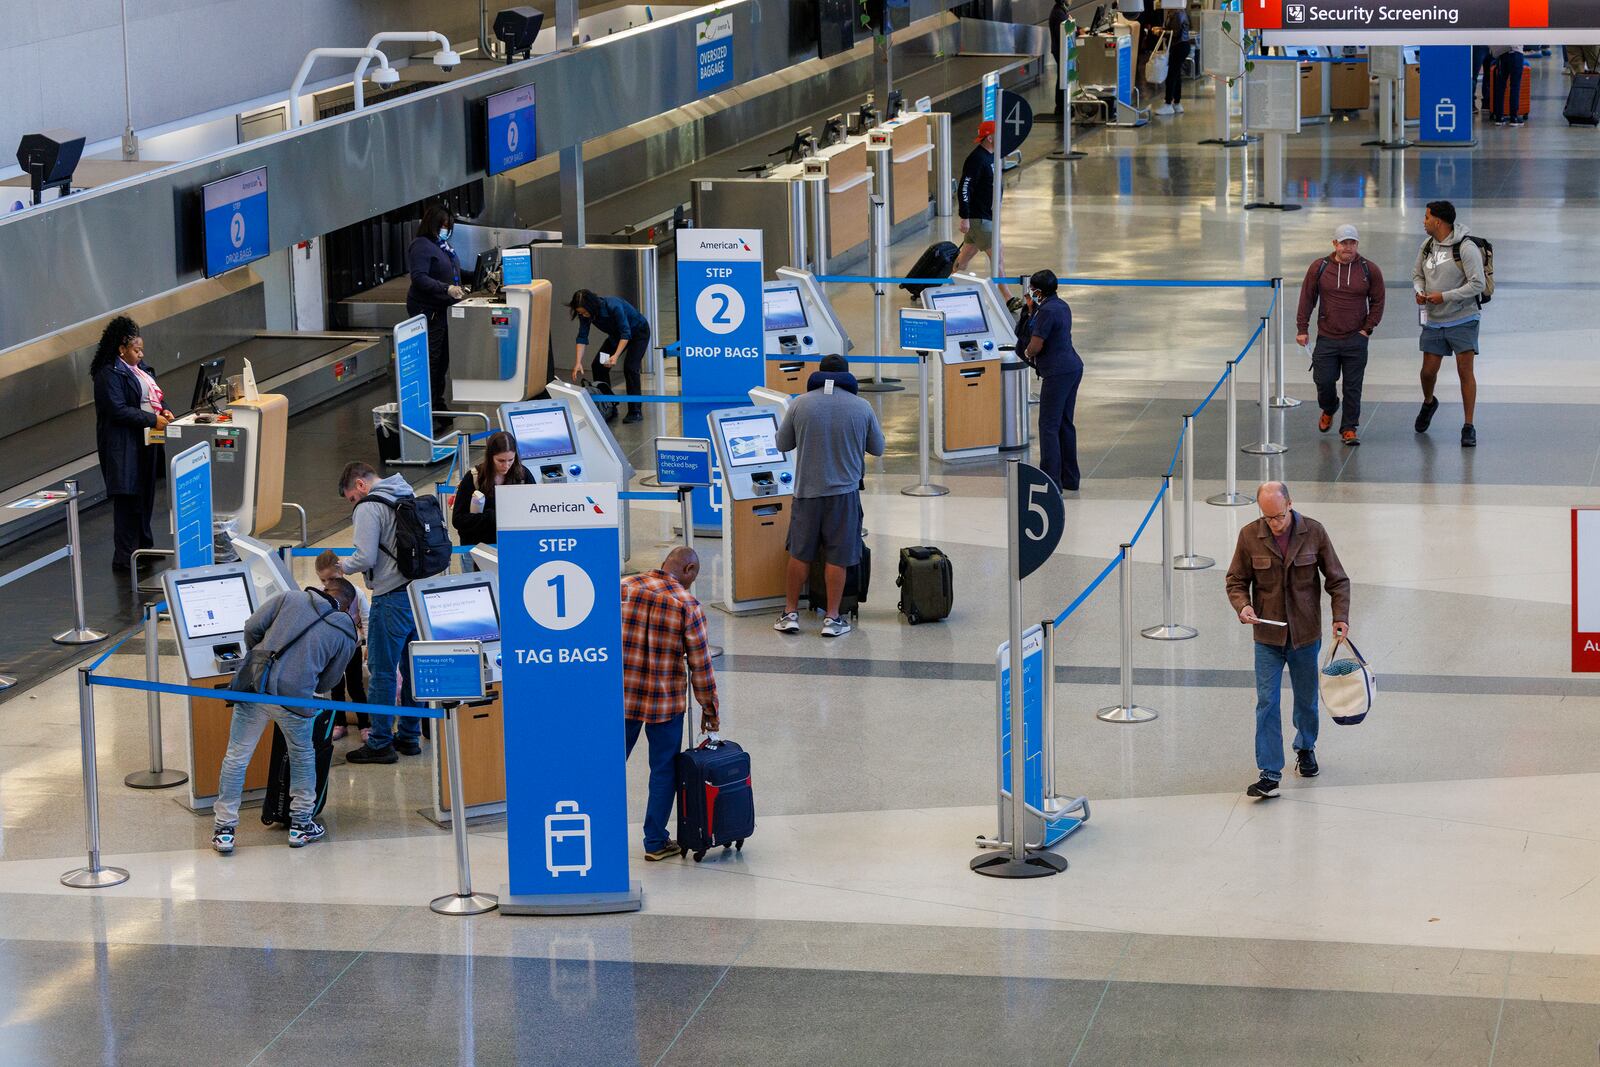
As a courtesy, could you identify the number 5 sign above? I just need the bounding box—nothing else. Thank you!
[1016,461,1064,580]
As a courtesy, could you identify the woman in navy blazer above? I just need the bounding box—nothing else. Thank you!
[404,203,466,418]
[91,316,174,571]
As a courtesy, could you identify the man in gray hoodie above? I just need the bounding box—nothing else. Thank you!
[1412,200,1487,448]
[321,462,424,763]
[212,583,358,852]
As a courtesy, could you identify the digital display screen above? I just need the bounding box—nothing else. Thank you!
[485,84,537,176]
[507,407,576,461]
[929,290,989,337]
[763,286,809,332]
[201,167,269,278]
[719,413,784,468]
[174,574,253,640]
[421,583,500,642]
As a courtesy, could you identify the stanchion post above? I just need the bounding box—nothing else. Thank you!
[431,702,498,915]
[1040,617,1058,803]
[125,604,188,789]
[678,486,696,552]
[1098,545,1158,723]
[53,481,107,645]
[1269,278,1300,408]
[61,667,130,888]
[1049,20,1086,162]
[1208,365,1253,506]
[1142,477,1197,641]
[1242,316,1287,456]
[902,351,950,497]
[1173,415,1214,570]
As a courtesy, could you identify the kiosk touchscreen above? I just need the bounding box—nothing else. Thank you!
[163,562,259,679]
[707,406,795,614]
[763,267,852,395]
[227,531,295,602]
[921,283,1004,460]
[409,572,503,682]
[499,399,582,483]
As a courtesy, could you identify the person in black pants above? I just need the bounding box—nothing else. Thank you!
[1162,7,1193,112]
[1021,271,1084,492]
[405,204,466,421]
[90,316,174,572]
[1048,0,1069,121]
[567,290,651,424]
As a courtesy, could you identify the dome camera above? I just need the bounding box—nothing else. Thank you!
[432,48,462,71]
[370,64,401,87]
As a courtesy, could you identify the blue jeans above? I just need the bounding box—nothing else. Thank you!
[213,701,316,827]
[366,589,420,749]
[1038,367,1083,491]
[1254,639,1321,782]
[625,714,683,851]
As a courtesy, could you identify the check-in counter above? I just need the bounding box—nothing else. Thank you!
[1330,61,1370,111]
[1405,63,1420,120]
[1299,62,1329,121]
[874,113,933,227]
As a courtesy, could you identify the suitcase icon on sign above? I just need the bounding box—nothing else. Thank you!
[544,800,592,876]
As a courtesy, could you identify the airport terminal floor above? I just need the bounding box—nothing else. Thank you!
[6,67,1600,1065]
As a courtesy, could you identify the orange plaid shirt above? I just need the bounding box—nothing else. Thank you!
[620,570,718,724]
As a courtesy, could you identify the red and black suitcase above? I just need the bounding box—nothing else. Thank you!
[676,732,754,863]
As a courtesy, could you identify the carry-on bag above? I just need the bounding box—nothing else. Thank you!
[1319,636,1376,726]
[260,710,337,828]
[676,717,754,863]
[1145,30,1172,84]
[582,377,619,422]
[806,541,871,618]
[1565,72,1600,126]
[896,545,954,624]
[900,241,960,300]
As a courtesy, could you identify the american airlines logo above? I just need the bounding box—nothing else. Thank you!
[498,484,618,530]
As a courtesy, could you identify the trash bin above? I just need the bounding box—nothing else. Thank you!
[212,518,240,562]
[1000,357,1031,453]
[373,403,401,463]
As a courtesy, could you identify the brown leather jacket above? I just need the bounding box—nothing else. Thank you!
[1224,512,1350,649]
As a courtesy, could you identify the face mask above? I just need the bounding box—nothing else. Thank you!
[439,228,453,242]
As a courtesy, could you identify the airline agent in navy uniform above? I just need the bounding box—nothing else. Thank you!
[1021,270,1084,492]
[405,203,467,420]
[90,316,174,572]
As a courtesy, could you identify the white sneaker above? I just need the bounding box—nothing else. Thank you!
[1154,104,1175,116]
[820,616,853,638]
[773,611,800,634]
[1174,103,1185,113]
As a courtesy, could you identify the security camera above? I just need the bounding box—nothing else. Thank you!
[432,48,461,72]
[370,64,400,87]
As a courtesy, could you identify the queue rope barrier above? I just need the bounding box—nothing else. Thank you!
[85,672,447,720]
[814,275,1275,288]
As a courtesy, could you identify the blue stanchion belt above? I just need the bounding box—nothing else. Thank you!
[1246,55,1368,63]
[763,354,924,364]
[87,672,447,719]
[816,274,1275,289]
[620,491,679,501]
[1055,555,1122,627]
[282,546,477,557]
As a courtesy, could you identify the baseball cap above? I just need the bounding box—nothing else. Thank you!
[1333,224,1360,242]
[975,120,996,143]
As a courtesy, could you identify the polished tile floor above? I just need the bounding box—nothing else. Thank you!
[4,60,1600,1065]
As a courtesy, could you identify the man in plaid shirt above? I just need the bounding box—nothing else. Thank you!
[622,546,719,861]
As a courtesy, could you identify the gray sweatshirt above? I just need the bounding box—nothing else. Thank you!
[340,474,415,596]
[1411,225,1487,326]
[242,589,358,709]
[776,386,886,498]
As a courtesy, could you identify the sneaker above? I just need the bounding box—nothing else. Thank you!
[1512,118,1527,127]
[773,611,801,634]
[288,821,326,848]
[1296,748,1319,778]
[212,826,236,855]
[1341,429,1360,447]
[1246,776,1281,799]
[1461,423,1477,448]
[1495,117,1509,126]
[1006,296,1025,313]
[622,411,643,424]
[345,743,398,765]
[820,615,853,638]
[1174,103,1184,113]
[1414,396,1440,433]
[1318,411,1334,433]
[394,739,423,756]
[1154,103,1175,116]
[643,841,680,862]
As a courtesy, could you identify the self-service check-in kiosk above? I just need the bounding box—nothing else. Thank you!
[164,393,288,536]
[447,270,555,404]
[921,285,1004,460]
[227,531,295,603]
[763,267,852,395]
[708,406,795,613]
[162,561,270,810]
[409,570,507,823]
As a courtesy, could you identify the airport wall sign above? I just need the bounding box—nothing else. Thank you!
[1249,0,1600,42]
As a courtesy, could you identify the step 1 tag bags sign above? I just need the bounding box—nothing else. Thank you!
[1320,635,1376,725]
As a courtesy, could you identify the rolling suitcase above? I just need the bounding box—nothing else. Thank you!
[900,241,959,300]
[1487,64,1532,120]
[260,710,337,828]
[806,542,871,618]
[896,545,954,624]
[1565,73,1600,126]
[676,720,754,863]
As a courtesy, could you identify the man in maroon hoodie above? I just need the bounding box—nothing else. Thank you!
[1296,224,1386,446]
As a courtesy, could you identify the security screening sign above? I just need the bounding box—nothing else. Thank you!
[1250,0,1600,41]
[496,483,641,914]
[676,228,764,529]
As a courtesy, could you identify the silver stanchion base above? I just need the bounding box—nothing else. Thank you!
[125,768,189,789]
[61,866,129,889]
[1269,396,1303,409]
[53,628,108,645]
[709,644,725,659]
[1098,704,1158,724]
[1141,623,1198,641]
[431,891,499,916]
[0,674,15,690]
[1173,555,1215,571]
[901,483,951,497]
[1241,442,1289,455]
[1048,149,1087,161]
[638,474,663,488]
[858,381,906,393]
[969,850,1068,878]
[1206,491,1255,507]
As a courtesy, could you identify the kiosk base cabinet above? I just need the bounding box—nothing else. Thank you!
[941,362,1002,453]
[766,360,821,394]
[731,498,791,605]
[187,678,272,809]
[437,692,508,818]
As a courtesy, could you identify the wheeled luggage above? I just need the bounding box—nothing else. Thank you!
[1565,73,1600,126]
[676,730,754,863]
[583,377,619,422]
[806,542,871,618]
[896,545,954,624]
[1487,64,1532,120]
[900,241,959,300]
[260,710,337,828]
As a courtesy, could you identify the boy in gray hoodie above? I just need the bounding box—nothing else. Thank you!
[1412,200,1487,448]
[212,583,358,852]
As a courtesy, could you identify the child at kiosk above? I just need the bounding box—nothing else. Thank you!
[317,558,370,742]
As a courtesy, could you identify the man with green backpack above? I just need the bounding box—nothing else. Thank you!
[1412,200,1493,448]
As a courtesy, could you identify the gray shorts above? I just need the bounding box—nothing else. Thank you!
[786,492,862,567]
[962,218,994,253]
[1420,320,1480,357]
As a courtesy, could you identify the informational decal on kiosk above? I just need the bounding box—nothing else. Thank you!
[170,442,214,569]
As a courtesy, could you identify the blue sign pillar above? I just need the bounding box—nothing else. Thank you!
[675,229,765,530]
[1419,46,1476,147]
[496,483,640,915]
[169,442,214,569]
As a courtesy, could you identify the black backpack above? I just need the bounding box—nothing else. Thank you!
[370,493,452,579]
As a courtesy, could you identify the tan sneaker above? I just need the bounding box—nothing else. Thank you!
[644,841,681,862]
